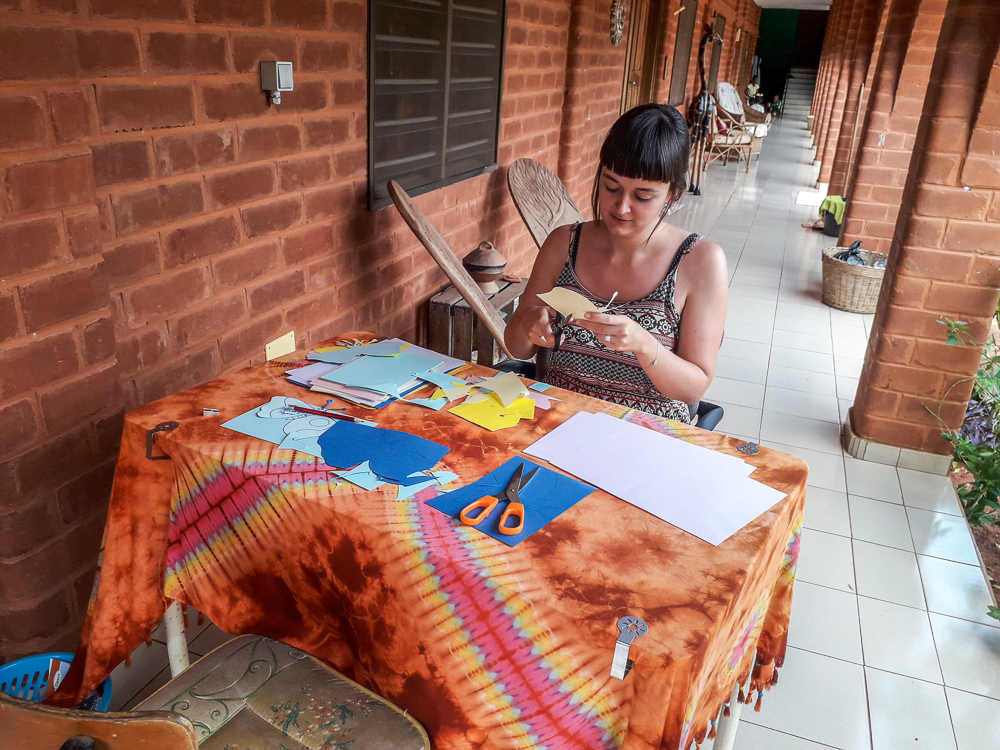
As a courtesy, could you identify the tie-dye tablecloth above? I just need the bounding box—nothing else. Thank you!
[53,334,806,750]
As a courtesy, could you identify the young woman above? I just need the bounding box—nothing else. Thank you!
[505,104,728,424]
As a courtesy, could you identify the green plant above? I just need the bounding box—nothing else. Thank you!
[938,316,973,346]
[989,605,999,622]
[945,433,1000,525]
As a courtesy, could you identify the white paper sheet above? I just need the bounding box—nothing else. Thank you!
[525,412,785,545]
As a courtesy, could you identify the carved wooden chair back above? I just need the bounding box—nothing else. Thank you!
[506,158,584,249]
[387,180,515,360]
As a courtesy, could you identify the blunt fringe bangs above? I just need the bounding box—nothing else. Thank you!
[590,104,690,223]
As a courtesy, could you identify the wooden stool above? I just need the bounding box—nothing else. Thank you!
[429,277,526,367]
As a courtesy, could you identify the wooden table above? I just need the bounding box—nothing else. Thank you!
[53,333,806,750]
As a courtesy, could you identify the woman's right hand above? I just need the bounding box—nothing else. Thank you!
[525,306,557,348]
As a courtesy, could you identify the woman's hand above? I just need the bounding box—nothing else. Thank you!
[525,306,559,349]
[577,312,657,360]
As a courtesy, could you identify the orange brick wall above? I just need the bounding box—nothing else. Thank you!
[0,0,762,659]
[850,0,1000,453]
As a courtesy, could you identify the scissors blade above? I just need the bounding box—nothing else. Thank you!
[506,465,539,504]
[503,464,524,499]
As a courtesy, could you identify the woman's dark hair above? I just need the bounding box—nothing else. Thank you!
[590,103,690,224]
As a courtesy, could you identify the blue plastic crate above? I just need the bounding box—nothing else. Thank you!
[0,652,112,711]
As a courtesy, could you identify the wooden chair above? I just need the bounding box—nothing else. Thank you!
[2,636,429,750]
[705,102,755,172]
[506,158,584,249]
[715,82,770,164]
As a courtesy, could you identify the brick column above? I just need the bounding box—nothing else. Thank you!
[811,0,848,147]
[814,0,854,163]
[828,0,885,194]
[818,0,867,187]
[809,3,839,135]
[850,0,1000,456]
[839,0,944,253]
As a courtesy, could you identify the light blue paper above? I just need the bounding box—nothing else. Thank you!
[221,410,290,444]
[414,370,467,390]
[308,348,364,364]
[333,461,385,491]
[319,350,443,397]
[529,382,553,392]
[288,361,339,386]
[396,471,458,501]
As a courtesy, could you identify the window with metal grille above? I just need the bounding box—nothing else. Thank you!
[368,0,506,209]
[667,0,699,107]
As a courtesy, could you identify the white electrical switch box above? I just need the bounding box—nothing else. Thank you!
[261,61,294,105]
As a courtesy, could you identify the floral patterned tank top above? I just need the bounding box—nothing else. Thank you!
[544,223,699,423]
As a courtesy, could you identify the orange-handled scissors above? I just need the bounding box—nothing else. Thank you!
[460,464,539,535]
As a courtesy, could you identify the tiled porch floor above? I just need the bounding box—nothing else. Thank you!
[105,117,1000,749]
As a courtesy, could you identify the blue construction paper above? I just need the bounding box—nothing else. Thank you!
[415,370,467,390]
[405,396,449,411]
[426,457,593,546]
[396,471,458,501]
[318,350,443,397]
[529,382,553,392]
[317,420,450,484]
[221,410,289,444]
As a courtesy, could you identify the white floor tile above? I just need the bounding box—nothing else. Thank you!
[729,282,781,300]
[726,320,776,345]
[705,377,766,409]
[830,322,869,343]
[768,346,836,375]
[772,330,834,355]
[123,664,174,710]
[907,508,979,565]
[745,647,870,749]
[802,486,851,536]
[828,308,867,328]
[834,356,865,379]
[764,441,846,492]
[798,528,856,593]
[844,457,902,503]
[918,554,998,628]
[838,398,852,424]
[832,337,868,360]
[853,540,926,609]
[858,597,942,683]
[715,354,769,384]
[760,411,843,454]
[764,387,840,424]
[866,668,957,750]
[766,364,838,397]
[835,375,859,400]
[730,723,838,750]
[946,687,1000,750]
[712,401,763,438]
[108,640,170,711]
[188,623,237,656]
[788,581,863,663]
[720,337,771,362]
[898,468,962,515]
[850,496,914,551]
[771,316,829,335]
[931,613,1000,699]
[775,301,831,323]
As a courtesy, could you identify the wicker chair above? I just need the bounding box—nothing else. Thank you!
[715,82,770,164]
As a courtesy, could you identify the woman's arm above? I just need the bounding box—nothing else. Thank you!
[504,224,574,360]
[576,238,728,404]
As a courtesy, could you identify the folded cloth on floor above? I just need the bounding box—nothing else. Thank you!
[819,195,845,224]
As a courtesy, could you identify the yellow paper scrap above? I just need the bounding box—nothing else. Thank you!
[448,397,522,431]
[509,396,535,420]
[537,287,615,318]
[475,372,529,407]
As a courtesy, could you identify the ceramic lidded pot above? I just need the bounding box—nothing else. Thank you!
[462,242,507,294]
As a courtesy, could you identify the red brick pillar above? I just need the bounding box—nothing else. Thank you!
[818,0,868,187]
[811,0,848,147]
[839,0,944,254]
[808,6,837,134]
[849,0,1000,457]
[828,0,885,194]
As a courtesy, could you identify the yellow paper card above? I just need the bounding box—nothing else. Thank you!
[509,396,535,420]
[537,287,614,318]
[475,372,529,407]
[448,398,521,431]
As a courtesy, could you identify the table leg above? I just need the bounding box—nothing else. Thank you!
[163,601,190,677]
[713,680,743,750]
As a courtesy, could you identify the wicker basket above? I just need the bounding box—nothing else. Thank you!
[821,246,888,314]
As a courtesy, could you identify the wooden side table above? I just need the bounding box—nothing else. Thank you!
[428,277,527,367]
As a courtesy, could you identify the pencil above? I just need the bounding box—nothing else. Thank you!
[292,405,367,423]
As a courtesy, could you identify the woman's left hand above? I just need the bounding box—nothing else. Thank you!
[577,312,655,358]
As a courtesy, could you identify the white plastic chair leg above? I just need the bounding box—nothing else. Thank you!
[714,679,743,750]
[163,601,190,677]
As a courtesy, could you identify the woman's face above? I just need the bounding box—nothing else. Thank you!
[598,168,671,237]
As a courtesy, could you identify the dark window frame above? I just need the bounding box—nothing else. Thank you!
[666,0,699,106]
[367,0,508,211]
[707,13,726,93]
